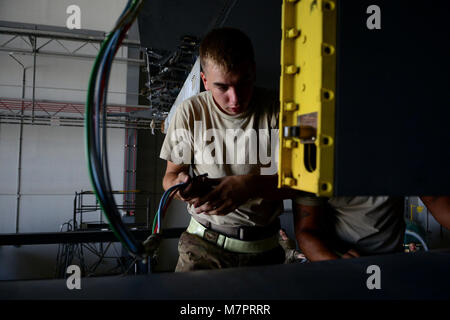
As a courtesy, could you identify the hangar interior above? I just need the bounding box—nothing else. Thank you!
[0,0,449,300]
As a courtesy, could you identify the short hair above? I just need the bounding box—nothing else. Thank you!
[199,27,255,73]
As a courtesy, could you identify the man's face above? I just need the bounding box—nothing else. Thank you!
[200,60,255,115]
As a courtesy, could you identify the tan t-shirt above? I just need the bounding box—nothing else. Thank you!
[295,196,405,255]
[160,88,283,227]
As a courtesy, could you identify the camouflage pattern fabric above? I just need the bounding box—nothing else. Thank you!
[175,231,285,272]
[278,232,307,264]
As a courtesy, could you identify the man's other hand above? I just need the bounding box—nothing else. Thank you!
[178,174,217,202]
[193,175,254,216]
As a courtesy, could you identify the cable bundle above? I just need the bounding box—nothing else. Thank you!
[152,183,186,234]
[152,174,209,233]
[84,0,145,258]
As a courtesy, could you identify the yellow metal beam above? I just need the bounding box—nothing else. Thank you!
[278,0,336,196]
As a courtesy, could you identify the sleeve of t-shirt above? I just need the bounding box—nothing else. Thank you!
[159,101,194,164]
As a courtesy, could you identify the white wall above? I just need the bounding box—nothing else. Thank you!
[0,0,131,279]
[0,44,127,103]
[0,0,128,31]
[0,0,129,103]
[0,124,124,232]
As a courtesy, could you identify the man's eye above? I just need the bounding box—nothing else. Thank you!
[217,86,228,92]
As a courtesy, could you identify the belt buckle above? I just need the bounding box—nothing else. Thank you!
[203,229,220,244]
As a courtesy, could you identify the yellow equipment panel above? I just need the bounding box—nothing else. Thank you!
[278,0,336,196]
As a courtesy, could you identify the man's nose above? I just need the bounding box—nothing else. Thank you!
[228,87,239,105]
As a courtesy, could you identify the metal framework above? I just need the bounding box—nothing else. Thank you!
[0,227,184,277]
[0,21,143,64]
[0,20,203,128]
[0,22,166,242]
[55,190,152,278]
[0,21,169,129]
[73,190,152,229]
[144,37,199,114]
[0,97,161,129]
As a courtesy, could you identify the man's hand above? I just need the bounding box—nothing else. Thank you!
[192,174,299,216]
[173,171,191,201]
[178,174,217,203]
[192,175,254,215]
[163,161,204,203]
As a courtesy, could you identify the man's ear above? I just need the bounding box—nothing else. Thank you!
[200,71,209,90]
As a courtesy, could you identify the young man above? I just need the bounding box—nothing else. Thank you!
[294,195,450,261]
[160,27,297,271]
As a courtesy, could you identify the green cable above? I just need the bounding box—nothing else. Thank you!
[84,0,142,255]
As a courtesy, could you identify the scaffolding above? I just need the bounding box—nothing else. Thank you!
[55,190,152,278]
[0,20,195,128]
[0,97,158,129]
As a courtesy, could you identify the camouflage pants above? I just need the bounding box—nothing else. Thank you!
[175,231,285,272]
[278,235,306,264]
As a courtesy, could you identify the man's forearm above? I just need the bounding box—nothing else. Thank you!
[162,172,179,191]
[297,231,340,261]
[420,196,450,229]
